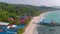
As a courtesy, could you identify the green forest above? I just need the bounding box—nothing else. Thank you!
[0,2,59,22]
[0,2,42,22]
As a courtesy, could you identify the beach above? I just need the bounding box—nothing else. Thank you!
[23,12,48,34]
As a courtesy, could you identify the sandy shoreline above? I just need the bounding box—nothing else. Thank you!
[23,12,48,34]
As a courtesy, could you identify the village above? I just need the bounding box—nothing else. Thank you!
[0,14,31,34]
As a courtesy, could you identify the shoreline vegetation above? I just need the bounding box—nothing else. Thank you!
[0,2,41,34]
[23,12,48,34]
[0,2,60,34]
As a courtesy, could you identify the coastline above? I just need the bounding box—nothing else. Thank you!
[23,12,49,34]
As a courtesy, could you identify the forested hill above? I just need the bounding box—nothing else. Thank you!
[0,2,59,17]
[0,2,40,16]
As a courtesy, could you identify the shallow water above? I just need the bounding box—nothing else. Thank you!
[34,11,60,34]
[45,11,60,23]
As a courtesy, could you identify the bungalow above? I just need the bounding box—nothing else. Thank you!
[0,22,9,25]
[0,22,18,34]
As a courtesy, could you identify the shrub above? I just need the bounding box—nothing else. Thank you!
[17,28,25,34]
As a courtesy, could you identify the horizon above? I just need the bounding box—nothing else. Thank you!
[0,2,60,7]
[0,0,60,7]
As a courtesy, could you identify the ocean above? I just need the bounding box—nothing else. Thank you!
[34,10,60,34]
[45,11,60,23]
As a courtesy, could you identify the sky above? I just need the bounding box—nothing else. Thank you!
[0,0,60,6]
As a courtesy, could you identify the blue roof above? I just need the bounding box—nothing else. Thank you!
[7,29,18,32]
[0,26,7,30]
[0,32,15,34]
[0,26,18,34]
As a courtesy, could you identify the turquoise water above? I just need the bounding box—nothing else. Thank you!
[35,10,60,34]
[45,11,60,24]
[34,10,60,34]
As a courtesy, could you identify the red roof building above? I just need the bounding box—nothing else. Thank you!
[20,19,26,23]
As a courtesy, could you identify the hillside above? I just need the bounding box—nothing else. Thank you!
[0,2,60,22]
[0,2,59,16]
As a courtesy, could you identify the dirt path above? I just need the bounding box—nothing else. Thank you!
[23,12,48,34]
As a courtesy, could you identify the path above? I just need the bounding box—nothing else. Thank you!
[23,12,48,34]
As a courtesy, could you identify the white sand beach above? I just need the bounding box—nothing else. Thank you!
[23,12,49,34]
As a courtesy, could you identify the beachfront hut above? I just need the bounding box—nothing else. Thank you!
[20,19,26,27]
[20,19,26,23]
[20,15,27,26]
[0,22,19,34]
[0,22,9,32]
[0,22,9,25]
